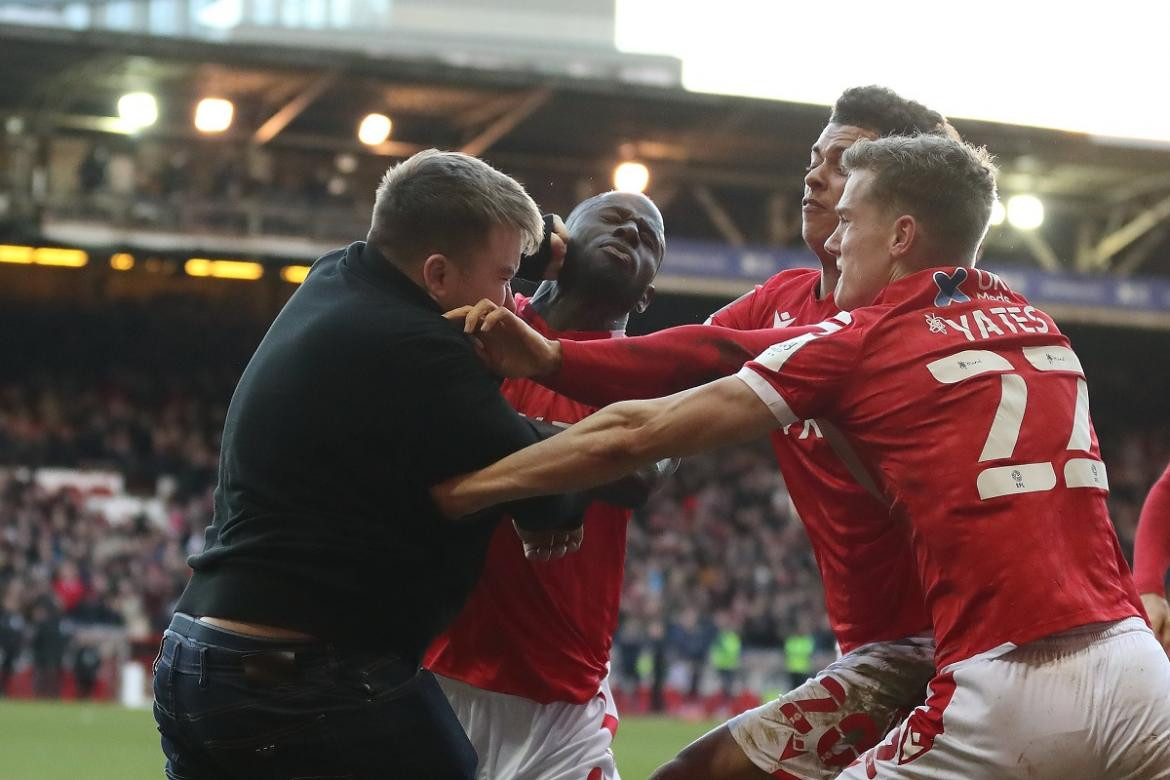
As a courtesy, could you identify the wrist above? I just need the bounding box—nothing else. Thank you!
[539,338,563,376]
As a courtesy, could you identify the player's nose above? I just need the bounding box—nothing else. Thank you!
[612,221,640,248]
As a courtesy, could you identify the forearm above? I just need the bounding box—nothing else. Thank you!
[436,376,773,517]
[590,457,679,509]
[523,415,669,510]
[543,324,816,407]
[1134,465,1170,594]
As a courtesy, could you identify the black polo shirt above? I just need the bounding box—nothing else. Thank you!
[176,241,580,662]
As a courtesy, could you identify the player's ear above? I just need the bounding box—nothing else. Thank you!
[890,215,917,258]
[421,254,452,298]
[634,283,655,314]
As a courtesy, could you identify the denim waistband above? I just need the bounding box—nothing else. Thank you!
[162,613,335,675]
[162,613,418,688]
[167,613,326,653]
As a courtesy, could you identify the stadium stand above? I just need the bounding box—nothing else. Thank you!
[1,299,1167,712]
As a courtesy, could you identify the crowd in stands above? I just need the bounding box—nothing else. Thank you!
[58,140,387,241]
[1,304,1168,708]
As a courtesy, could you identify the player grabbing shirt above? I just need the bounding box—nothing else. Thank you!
[434,134,1170,778]
[453,86,954,779]
[426,191,668,780]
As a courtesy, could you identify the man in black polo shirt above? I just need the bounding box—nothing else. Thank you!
[152,150,590,780]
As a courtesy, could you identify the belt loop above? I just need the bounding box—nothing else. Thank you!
[198,646,209,689]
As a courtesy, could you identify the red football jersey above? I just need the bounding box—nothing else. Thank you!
[737,267,1144,668]
[1134,463,1170,594]
[707,269,931,651]
[425,295,630,704]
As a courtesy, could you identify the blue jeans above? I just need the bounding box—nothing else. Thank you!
[152,613,477,780]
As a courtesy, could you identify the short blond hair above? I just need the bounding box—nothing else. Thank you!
[843,135,999,257]
[369,149,543,265]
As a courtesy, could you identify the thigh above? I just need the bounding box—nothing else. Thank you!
[334,668,478,780]
[838,647,1111,780]
[1102,627,1170,779]
[724,637,936,779]
[437,674,523,780]
[534,679,621,780]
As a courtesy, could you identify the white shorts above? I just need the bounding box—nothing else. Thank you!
[727,635,936,779]
[840,617,1170,779]
[436,673,621,780]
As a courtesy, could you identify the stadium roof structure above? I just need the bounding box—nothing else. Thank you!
[1,21,1170,288]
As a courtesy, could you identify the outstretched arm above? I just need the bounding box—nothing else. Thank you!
[1135,463,1170,652]
[447,299,817,407]
[524,416,677,509]
[432,375,782,519]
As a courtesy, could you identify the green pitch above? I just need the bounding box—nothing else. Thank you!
[0,700,715,779]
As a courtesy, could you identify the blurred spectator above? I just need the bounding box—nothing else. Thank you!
[30,596,69,698]
[73,641,102,699]
[784,620,815,692]
[77,144,108,194]
[710,611,742,699]
[0,586,24,695]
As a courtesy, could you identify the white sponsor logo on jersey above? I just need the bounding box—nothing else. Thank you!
[773,310,794,327]
[900,728,928,762]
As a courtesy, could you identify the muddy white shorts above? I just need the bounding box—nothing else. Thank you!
[840,617,1170,779]
[436,673,620,780]
[727,635,936,779]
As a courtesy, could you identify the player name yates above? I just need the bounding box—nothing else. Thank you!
[924,305,1050,342]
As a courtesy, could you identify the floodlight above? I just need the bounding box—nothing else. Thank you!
[281,265,311,284]
[186,258,264,280]
[1007,194,1044,230]
[118,92,158,130]
[110,253,135,271]
[989,200,1006,226]
[358,113,392,146]
[613,161,650,193]
[194,98,234,133]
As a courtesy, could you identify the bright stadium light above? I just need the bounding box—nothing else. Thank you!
[185,258,264,280]
[358,113,392,146]
[989,200,1006,227]
[280,265,311,284]
[34,247,88,267]
[1007,194,1045,230]
[613,161,650,193]
[194,98,234,133]
[0,245,87,267]
[118,92,158,130]
[110,252,135,271]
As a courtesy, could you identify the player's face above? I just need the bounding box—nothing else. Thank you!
[826,170,897,310]
[563,192,664,312]
[439,225,522,309]
[803,123,879,257]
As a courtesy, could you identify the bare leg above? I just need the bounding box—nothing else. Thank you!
[649,724,773,780]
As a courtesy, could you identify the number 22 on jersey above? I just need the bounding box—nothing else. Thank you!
[926,345,1108,500]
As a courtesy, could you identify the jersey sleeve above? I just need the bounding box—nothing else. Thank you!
[542,323,819,407]
[705,286,763,328]
[1134,462,1170,594]
[734,312,860,425]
